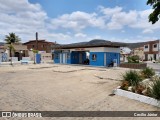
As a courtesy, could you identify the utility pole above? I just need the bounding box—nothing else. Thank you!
[36,32,38,50]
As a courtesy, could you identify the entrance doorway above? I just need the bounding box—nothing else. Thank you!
[60,53,62,63]
[154,54,156,60]
[79,53,82,64]
[71,51,90,65]
[145,54,148,61]
[63,53,67,64]
[15,52,20,61]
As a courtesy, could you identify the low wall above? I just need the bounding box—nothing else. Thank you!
[41,53,52,63]
[114,88,160,107]
[119,63,147,69]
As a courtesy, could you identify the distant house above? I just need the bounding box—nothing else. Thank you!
[5,43,29,61]
[120,47,131,62]
[132,47,144,61]
[0,42,5,53]
[23,40,55,53]
[0,42,5,62]
[144,40,160,61]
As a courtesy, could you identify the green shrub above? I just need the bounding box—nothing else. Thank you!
[141,67,155,78]
[148,79,160,100]
[122,70,142,86]
[127,55,139,63]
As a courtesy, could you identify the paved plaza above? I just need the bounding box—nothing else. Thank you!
[0,64,159,120]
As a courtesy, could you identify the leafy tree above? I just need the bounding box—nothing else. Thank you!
[4,33,21,65]
[147,0,160,24]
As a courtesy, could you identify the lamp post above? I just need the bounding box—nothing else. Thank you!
[20,50,23,60]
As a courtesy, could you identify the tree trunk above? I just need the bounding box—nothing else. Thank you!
[10,44,13,65]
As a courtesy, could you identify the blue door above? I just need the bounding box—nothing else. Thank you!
[36,54,41,64]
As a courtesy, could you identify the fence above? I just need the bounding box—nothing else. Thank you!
[119,63,147,69]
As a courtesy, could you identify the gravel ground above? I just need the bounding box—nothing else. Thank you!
[0,64,159,120]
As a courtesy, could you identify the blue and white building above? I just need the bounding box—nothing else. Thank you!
[52,40,125,67]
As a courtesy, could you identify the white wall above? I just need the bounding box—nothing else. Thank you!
[104,47,120,53]
[148,54,153,60]
[153,43,158,51]
[70,47,120,53]
[41,53,52,62]
[156,54,159,60]
[144,44,149,52]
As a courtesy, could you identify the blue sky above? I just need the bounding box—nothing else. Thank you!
[0,0,159,44]
[29,0,150,17]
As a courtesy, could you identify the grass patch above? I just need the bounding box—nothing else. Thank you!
[141,67,155,78]
[148,79,160,100]
[122,70,142,87]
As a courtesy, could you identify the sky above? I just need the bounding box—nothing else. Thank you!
[0,0,160,44]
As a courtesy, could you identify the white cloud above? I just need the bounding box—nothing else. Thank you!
[101,9,137,29]
[129,9,153,29]
[99,6,160,31]
[129,9,160,32]
[98,6,122,16]
[0,0,42,13]
[45,33,71,41]
[0,1,159,44]
[0,0,50,42]
[74,33,87,38]
[142,29,153,34]
[51,11,105,31]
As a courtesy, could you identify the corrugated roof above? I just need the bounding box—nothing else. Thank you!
[52,39,127,49]
[23,40,55,44]
[5,44,28,50]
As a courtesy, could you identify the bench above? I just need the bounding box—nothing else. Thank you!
[21,60,29,64]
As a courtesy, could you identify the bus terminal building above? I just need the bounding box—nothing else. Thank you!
[52,39,125,67]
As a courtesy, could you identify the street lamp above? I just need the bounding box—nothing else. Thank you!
[20,50,23,61]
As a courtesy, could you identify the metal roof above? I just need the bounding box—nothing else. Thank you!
[23,40,54,45]
[52,39,127,49]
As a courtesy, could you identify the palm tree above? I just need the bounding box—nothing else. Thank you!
[4,33,21,65]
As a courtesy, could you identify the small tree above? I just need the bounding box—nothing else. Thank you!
[32,49,38,64]
[127,55,140,63]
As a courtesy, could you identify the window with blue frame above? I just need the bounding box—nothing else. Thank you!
[92,54,97,61]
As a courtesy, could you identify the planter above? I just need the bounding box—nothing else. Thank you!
[114,88,160,107]
[119,63,147,69]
